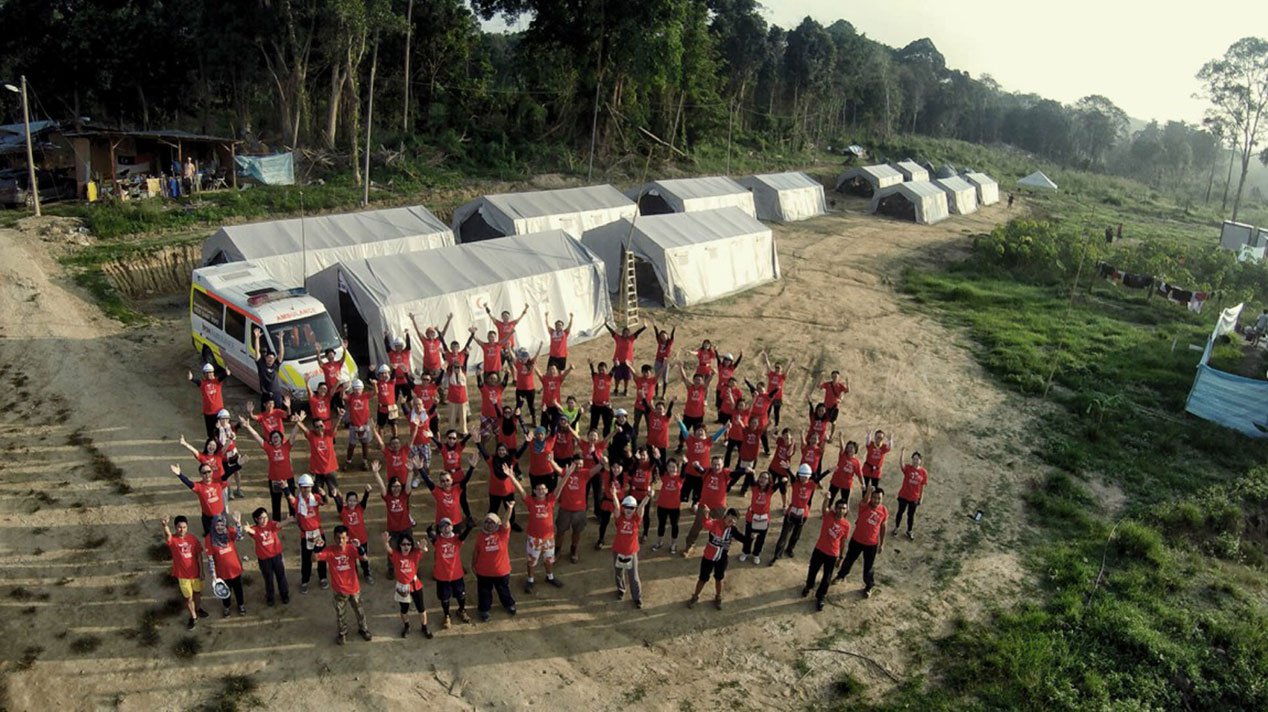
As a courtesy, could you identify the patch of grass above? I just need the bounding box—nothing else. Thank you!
[67,428,134,495]
[15,645,43,671]
[198,675,260,712]
[621,685,647,704]
[172,635,202,659]
[84,534,109,549]
[69,635,102,654]
[8,587,50,602]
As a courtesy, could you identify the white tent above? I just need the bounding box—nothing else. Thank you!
[870,181,949,225]
[962,172,1000,205]
[1219,220,1256,251]
[581,207,780,307]
[201,206,454,287]
[933,176,979,215]
[633,176,757,218]
[834,164,904,197]
[736,172,826,222]
[307,231,612,371]
[891,160,930,182]
[451,185,636,243]
[1018,171,1058,191]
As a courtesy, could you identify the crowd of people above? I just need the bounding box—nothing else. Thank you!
[165,308,930,643]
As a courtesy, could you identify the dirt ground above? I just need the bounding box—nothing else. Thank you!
[0,198,1042,710]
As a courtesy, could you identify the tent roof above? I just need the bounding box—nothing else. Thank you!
[646,176,749,200]
[211,206,451,260]
[895,160,926,174]
[882,181,945,199]
[842,164,903,181]
[740,172,821,192]
[616,207,768,251]
[935,164,957,179]
[1018,171,1058,190]
[934,176,975,193]
[335,230,600,307]
[962,171,997,187]
[479,185,633,220]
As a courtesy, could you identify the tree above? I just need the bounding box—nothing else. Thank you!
[1074,95,1128,168]
[1197,37,1268,221]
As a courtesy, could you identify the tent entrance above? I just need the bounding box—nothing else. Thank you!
[458,212,505,243]
[632,253,666,306]
[839,177,874,197]
[338,286,372,379]
[876,193,916,222]
[637,193,675,216]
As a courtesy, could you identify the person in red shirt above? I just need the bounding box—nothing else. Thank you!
[470,327,508,377]
[643,399,676,467]
[717,378,744,426]
[241,507,290,606]
[426,517,473,628]
[246,394,291,439]
[740,471,777,564]
[162,515,208,629]
[686,507,751,610]
[485,303,529,350]
[767,428,797,509]
[818,371,850,422]
[384,330,415,403]
[475,371,508,438]
[827,437,862,508]
[315,525,373,644]
[604,322,646,395]
[610,483,654,609]
[631,365,659,439]
[768,463,829,564]
[677,420,724,508]
[205,514,247,616]
[650,319,675,397]
[411,372,442,443]
[510,468,573,593]
[800,429,826,475]
[409,312,454,380]
[442,362,469,435]
[370,363,400,429]
[332,481,375,584]
[341,378,374,470]
[802,497,852,610]
[651,458,685,554]
[722,408,749,468]
[472,505,517,621]
[189,362,227,438]
[535,362,573,428]
[381,530,433,639]
[404,396,434,482]
[178,432,230,498]
[743,378,774,455]
[239,416,301,522]
[317,344,348,410]
[681,456,732,556]
[418,453,477,527]
[555,459,603,564]
[894,450,928,540]
[862,429,892,488]
[625,446,661,540]
[295,413,341,491]
[713,351,743,411]
[512,346,542,426]
[677,365,714,450]
[288,474,328,593]
[544,311,573,371]
[693,340,717,378]
[588,359,615,436]
[834,486,888,597]
[760,351,794,427]
[807,402,835,446]
[372,457,415,563]
[171,460,232,536]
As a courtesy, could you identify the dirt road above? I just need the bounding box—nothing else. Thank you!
[0,201,1038,710]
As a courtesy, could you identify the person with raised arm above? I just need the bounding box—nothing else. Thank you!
[341,378,373,470]
[475,370,508,439]
[469,325,508,378]
[240,506,290,606]
[760,351,794,428]
[818,370,850,423]
[768,463,830,564]
[330,479,374,584]
[834,485,889,598]
[692,339,718,379]
[205,513,248,617]
[418,452,477,527]
[383,530,432,639]
[604,322,646,396]
[287,474,328,593]
[651,458,685,554]
[170,460,232,536]
[631,364,659,439]
[677,364,714,451]
[471,501,517,622]
[894,450,928,541]
[189,362,228,438]
[316,341,349,409]
[686,507,750,610]
[409,312,453,381]
[677,419,726,510]
[293,411,341,490]
[650,319,675,398]
[802,496,852,611]
[252,326,286,408]
[610,478,655,609]
[680,455,732,557]
[384,327,415,403]
[534,360,573,432]
[426,516,473,628]
[512,345,543,426]
[510,463,574,593]
[239,414,301,522]
[713,351,744,412]
[766,427,798,511]
[486,303,529,351]
[826,436,863,508]
[588,358,615,437]
[246,393,291,440]
[861,429,893,490]
[162,514,208,629]
[478,439,527,532]
[371,457,413,577]
[739,471,777,564]
[543,310,574,372]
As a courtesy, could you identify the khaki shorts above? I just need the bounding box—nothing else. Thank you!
[526,536,556,565]
[556,508,588,534]
[348,424,373,444]
[178,577,203,598]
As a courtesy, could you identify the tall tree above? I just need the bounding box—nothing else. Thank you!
[1074,95,1128,168]
[1197,37,1268,221]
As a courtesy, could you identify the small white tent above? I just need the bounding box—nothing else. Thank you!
[1018,171,1058,191]
[962,172,1000,205]
[201,206,454,287]
[1220,220,1256,251]
[633,176,757,218]
[933,176,979,215]
[891,160,930,182]
[834,164,904,197]
[451,185,636,243]
[307,231,612,371]
[581,207,780,307]
[736,172,826,221]
[870,181,949,225]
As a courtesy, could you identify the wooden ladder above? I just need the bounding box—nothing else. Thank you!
[620,247,640,328]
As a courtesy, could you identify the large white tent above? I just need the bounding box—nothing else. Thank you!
[633,176,757,218]
[581,207,780,307]
[1018,171,1058,191]
[736,172,826,222]
[307,231,612,371]
[201,206,454,287]
[962,171,1000,205]
[891,160,930,182]
[933,176,979,215]
[870,181,949,225]
[451,185,636,243]
[834,164,904,197]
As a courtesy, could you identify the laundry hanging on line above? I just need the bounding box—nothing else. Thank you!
[1098,262,1211,312]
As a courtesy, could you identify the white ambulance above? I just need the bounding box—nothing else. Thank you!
[190,262,356,399]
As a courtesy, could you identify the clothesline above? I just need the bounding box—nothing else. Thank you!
[1094,262,1213,313]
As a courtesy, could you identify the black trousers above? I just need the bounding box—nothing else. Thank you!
[681,476,703,506]
[515,390,537,424]
[220,575,246,607]
[476,574,515,614]
[771,511,806,557]
[836,539,878,588]
[436,578,467,615]
[590,405,614,437]
[896,497,918,532]
[270,478,297,523]
[656,507,680,539]
[724,439,743,469]
[203,413,219,439]
[806,549,837,601]
[742,522,768,557]
[596,509,612,543]
[300,538,327,584]
[257,554,290,603]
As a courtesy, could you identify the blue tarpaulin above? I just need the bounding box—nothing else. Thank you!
[234,152,294,185]
[1184,302,1268,437]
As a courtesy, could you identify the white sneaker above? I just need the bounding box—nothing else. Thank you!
[411,478,421,490]
[753,556,761,565]
[738,554,748,562]
[669,543,678,555]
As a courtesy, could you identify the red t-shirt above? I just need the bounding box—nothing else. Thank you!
[864,441,891,476]
[479,382,504,418]
[168,534,202,579]
[526,494,557,540]
[305,429,337,475]
[549,328,570,358]
[646,410,671,450]
[612,511,641,556]
[766,371,786,398]
[320,360,344,390]
[346,392,372,427]
[339,501,369,545]
[541,374,564,408]
[725,412,748,442]
[446,376,467,405]
[800,440,824,471]
[814,513,852,557]
[788,479,817,515]
[495,320,518,348]
[481,342,503,373]
[685,435,712,472]
[383,492,413,533]
[249,521,284,560]
[853,503,889,546]
[261,441,294,482]
[559,467,594,512]
[820,381,848,408]
[717,362,739,390]
[309,393,332,422]
[421,337,443,371]
[694,348,715,376]
[388,349,412,384]
[657,473,684,509]
[291,492,324,532]
[771,438,796,475]
[445,349,468,369]
[898,465,928,501]
[633,376,657,411]
[317,543,362,595]
[611,334,637,363]
[391,548,425,592]
[746,487,774,522]
[555,427,577,458]
[591,373,613,406]
[740,428,762,462]
[684,384,708,418]
[383,446,410,482]
[473,527,511,577]
[831,453,861,490]
[412,382,439,412]
[198,378,223,415]
[514,360,536,390]
[749,393,772,422]
[374,378,396,412]
[430,483,465,524]
[626,462,655,497]
[192,479,228,517]
[700,468,729,510]
[197,452,226,482]
[254,408,288,436]
[655,336,673,361]
[528,437,557,476]
[204,529,244,579]
[439,443,465,473]
[431,534,465,581]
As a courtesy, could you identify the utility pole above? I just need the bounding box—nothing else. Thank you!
[4,76,40,215]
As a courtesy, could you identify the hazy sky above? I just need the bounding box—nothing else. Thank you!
[766,0,1268,124]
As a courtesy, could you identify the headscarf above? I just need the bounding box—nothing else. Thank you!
[209,514,230,547]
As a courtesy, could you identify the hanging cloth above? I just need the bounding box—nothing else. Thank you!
[1122,273,1153,289]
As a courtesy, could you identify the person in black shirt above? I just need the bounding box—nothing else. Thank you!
[253,327,286,407]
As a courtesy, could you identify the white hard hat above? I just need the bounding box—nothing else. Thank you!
[201,363,215,372]
[392,338,405,348]
[216,409,231,419]
[796,464,813,477]
[377,364,390,373]
[621,496,637,508]
[351,379,364,390]
[297,474,315,488]
[615,408,628,417]
[724,353,734,361]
